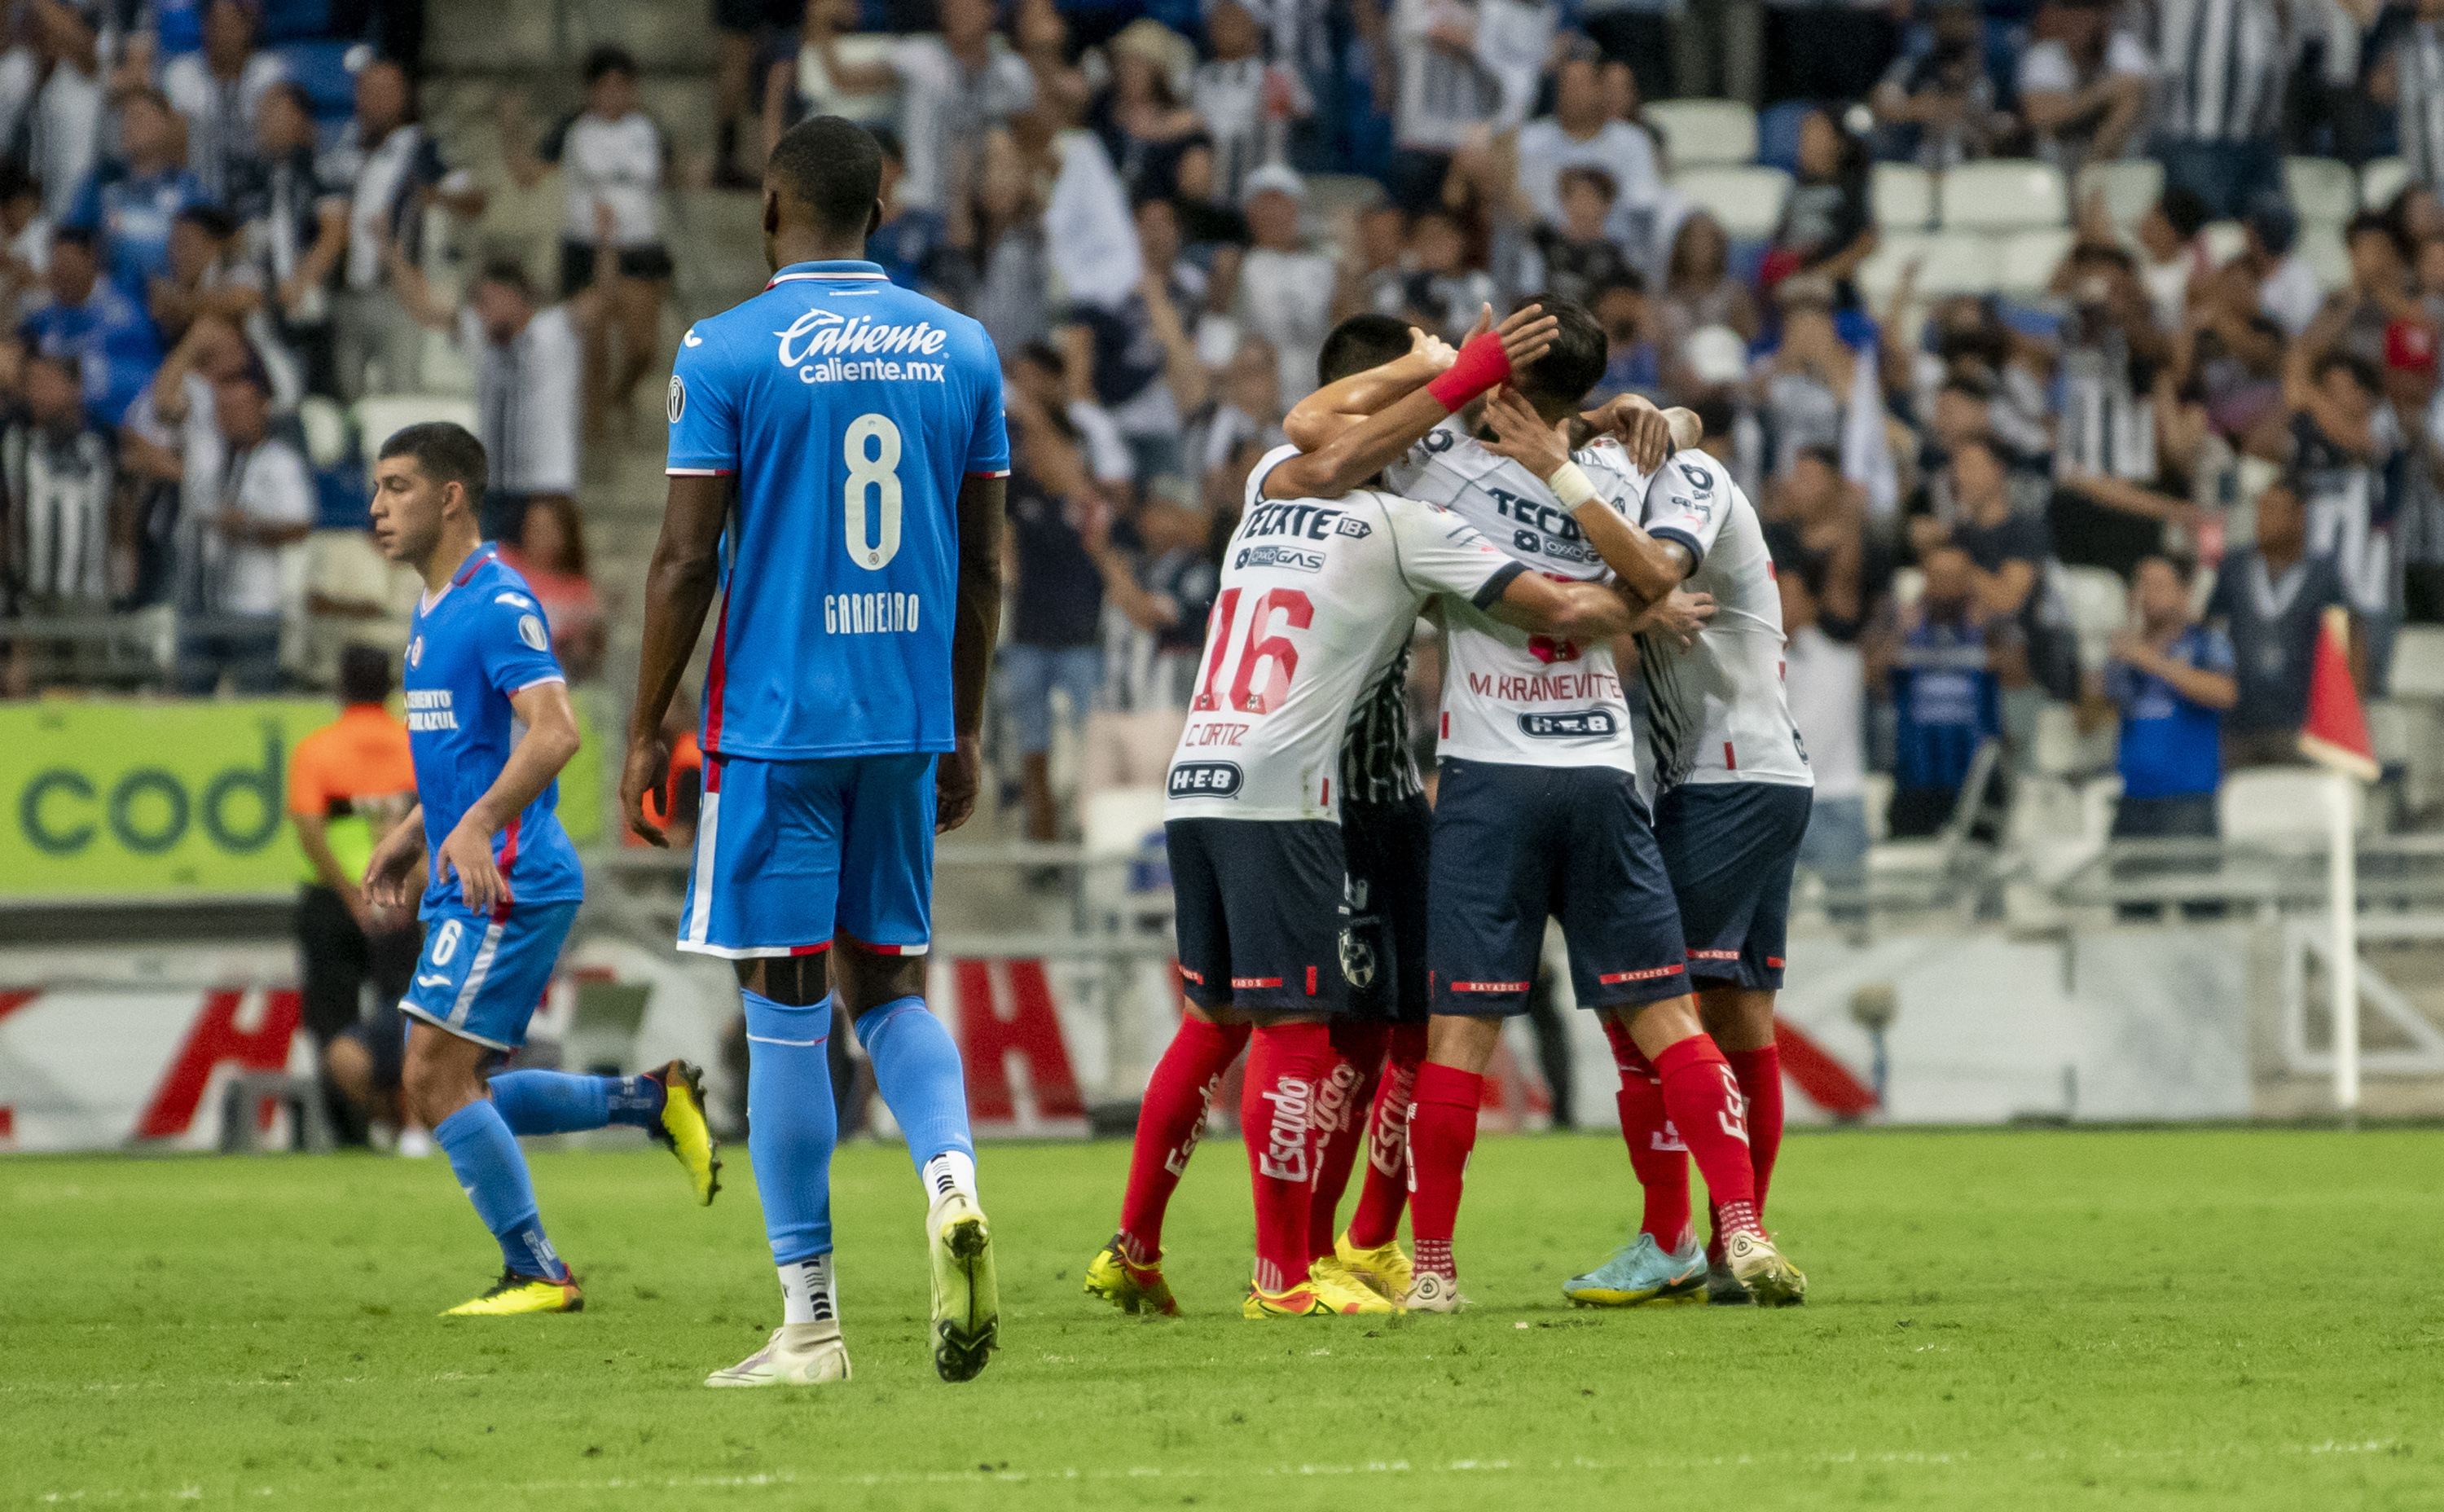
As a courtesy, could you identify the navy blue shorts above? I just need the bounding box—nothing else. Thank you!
[1341,796,1432,1025]
[1654,781,1813,991]
[1426,758,1688,1017]
[1167,818,1351,1014]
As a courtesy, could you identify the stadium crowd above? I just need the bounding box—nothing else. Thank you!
[2,0,2442,870]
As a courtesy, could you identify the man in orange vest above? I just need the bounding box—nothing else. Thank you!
[291,644,421,1144]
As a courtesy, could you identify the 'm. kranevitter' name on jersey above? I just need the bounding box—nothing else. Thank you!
[1386,420,1651,772]
[403,547,584,915]
[1636,447,1813,791]
[1166,466,1522,824]
[665,259,1009,760]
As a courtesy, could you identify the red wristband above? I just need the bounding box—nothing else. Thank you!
[1424,330,1514,411]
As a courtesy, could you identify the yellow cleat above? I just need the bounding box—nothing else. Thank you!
[1307,1258,1399,1314]
[1084,1236,1180,1316]
[1334,1230,1413,1301]
[442,1269,583,1316]
[930,1193,1000,1382]
[1242,1281,1334,1318]
[648,1060,722,1206]
[1725,1230,1808,1308]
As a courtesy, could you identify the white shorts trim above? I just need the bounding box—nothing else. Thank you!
[399,1000,515,1052]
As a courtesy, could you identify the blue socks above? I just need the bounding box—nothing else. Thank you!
[855,995,974,1173]
[433,1100,566,1281]
[489,1070,665,1134]
[744,990,837,1266]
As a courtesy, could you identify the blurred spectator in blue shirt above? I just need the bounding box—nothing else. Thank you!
[2103,556,2239,832]
[20,226,162,428]
[61,86,213,298]
[2203,477,2354,768]
[1889,543,2008,838]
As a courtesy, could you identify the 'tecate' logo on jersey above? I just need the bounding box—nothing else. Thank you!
[1167,761,1243,798]
[773,308,952,366]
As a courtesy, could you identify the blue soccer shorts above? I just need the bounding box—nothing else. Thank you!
[678,752,937,959]
[1653,781,1813,991]
[400,899,581,1051]
[1426,758,1690,1017]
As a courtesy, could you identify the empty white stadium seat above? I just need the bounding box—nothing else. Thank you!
[2283,156,2358,226]
[1872,163,1934,231]
[2389,624,2444,701]
[1646,100,1757,167]
[353,394,477,451]
[1939,159,2068,231]
[2074,158,2163,230]
[2362,156,2411,213]
[1998,227,2074,295]
[298,395,349,468]
[2221,766,2353,844]
[2057,563,2129,673]
[1891,566,1925,612]
[1857,231,2001,302]
[2200,219,2248,268]
[2299,224,2352,292]
[1670,165,1791,240]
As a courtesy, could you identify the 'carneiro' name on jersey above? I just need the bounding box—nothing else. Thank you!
[1635,447,1812,791]
[403,547,584,916]
[1166,453,1523,824]
[1386,419,1651,773]
[666,259,1009,759]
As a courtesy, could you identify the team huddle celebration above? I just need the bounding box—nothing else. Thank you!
[353,112,1812,1391]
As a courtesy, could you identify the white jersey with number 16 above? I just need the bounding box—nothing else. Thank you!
[1165,459,1523,824]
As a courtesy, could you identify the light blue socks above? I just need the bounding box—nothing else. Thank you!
[433,1099,565,1281]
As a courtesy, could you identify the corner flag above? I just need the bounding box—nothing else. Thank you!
[2297,605,2377,780]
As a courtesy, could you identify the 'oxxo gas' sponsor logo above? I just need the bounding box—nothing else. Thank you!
[18,724,286,857]
[1518,710,1619,738]
[1235,543,1324,573]
[1167,761,1242,798]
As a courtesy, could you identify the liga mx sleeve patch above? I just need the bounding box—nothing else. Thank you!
[667,375,686,423]
[518,613,550,652]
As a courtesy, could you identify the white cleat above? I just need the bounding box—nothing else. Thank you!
[929,1192,1000,1382]
[1724,1230,1808,1308]
[705,1322,852,1387]
[1402,1269,1466,1313]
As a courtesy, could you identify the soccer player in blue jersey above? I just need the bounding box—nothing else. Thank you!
[361,423,723,1318]
[622,116,1008,1388]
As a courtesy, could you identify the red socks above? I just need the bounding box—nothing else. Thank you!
[1305,1020,1391,1263]
[1652,1033,1761,1240]
[1725,1044,1783,1215]
[1242,1022,1333,1294]
[1347,1022,1427,1250]
[1117,1016,1251,1262]
[1603,1015,1693,1250]
[1404,1060,1483,1278]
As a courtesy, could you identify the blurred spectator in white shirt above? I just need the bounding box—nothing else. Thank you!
[1514,46,1660,250]
[2017,0,2151,175]
[1232,164,1341,403]
[176,368,311,693]
[160,0,284,206]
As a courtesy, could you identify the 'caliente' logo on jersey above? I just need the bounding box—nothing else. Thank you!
[774,308,952,366]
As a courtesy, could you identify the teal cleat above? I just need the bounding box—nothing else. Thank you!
[1563,1233,1709,1308]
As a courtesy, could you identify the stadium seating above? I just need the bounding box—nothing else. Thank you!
[2222,766,2353,845]
[1872,163,1935,231]
[2056,563,2130,674]
[1668,165,1791,240]
[1937,160,2068,232]
[1646,100,1758,168]
[1857,229,2000,304]
[2299,224,2352,291]
[2363,156,2411,213]
[298,395,349,468]
[1756,99,1813,174]
[2282,156,2358,226]
[1997,227,2074,295]
[2075,158,2164,231]
[352,394,477,455]
[2389,625,2444,701]
[2200,220,2249,268]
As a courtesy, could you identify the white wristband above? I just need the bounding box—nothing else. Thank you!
[1546,459,1598,511]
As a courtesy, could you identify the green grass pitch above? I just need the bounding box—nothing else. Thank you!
[6,1127,2442,1510]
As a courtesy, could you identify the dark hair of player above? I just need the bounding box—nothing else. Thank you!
[1509,295,1607,418]
[1317,312,1413,386]
[1690,393,1734,439]
[379,421,489,512]
[339,644,393,705]
[767,115,884,241]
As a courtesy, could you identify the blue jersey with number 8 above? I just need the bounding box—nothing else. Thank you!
[666,258,1009,759]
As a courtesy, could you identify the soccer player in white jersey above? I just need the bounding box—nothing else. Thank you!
[1088,314,1649,1319]
[1378,298,1807,1310]
[1476,385,1815,1309]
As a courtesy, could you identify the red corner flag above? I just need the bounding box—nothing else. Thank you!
[2298,605,2379,780]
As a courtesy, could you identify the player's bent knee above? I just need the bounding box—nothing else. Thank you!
[1424,1013,1503,1072]
[1616,993,1704,1057]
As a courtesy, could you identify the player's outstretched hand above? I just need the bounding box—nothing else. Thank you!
[1409,323,1458,372]
[1642,588,1717,651]
[361,823,425,912]
[438,818,509,912]
[936,735,982,834]
[1496,302,1558,371]
[1478,385,1572,478]
[1578,394,1675,472]
[621,732,673,848]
